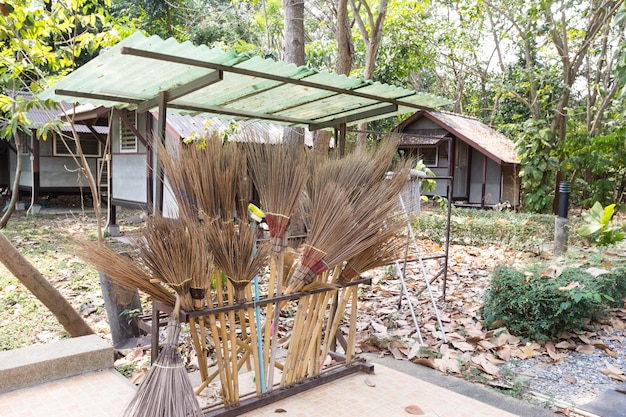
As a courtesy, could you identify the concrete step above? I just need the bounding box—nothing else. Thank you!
[0,334,114,393]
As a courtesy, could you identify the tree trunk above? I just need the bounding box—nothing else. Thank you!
[335,0,354,76]
[351,0,389,149]
[283,0,305,145]
[283,0,305,65]
[0,134,22,229]
[0,231,94,337]
[99,272,142,347]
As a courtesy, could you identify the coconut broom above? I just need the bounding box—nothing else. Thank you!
[203,218,270,403]
[123,295,203,417]
[242,137,308,254]
[286,138,413,293]
[242,136,308,389]
[138,213,212,312]
[75,240,175,306]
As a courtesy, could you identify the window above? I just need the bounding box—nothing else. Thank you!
[20,136,30,155]
[54,134,101,157]
[119,110,138,153]
[420,147,438,167]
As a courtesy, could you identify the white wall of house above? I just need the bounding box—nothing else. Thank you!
[111,111,149,205]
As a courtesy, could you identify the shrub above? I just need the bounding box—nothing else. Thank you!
[578,202,625,246]
[481,265,626,340]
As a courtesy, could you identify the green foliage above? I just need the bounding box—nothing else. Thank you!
[514,119,558,213]
[188,3,261,52]
[0,0,126,140]
[482,265,626,340]
[579,202,625,246]
[562,129,626,207]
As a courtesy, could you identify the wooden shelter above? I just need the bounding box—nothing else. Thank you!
[39,32,453,415]
[395,110,520,208]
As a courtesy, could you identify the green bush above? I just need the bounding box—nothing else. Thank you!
[481,265,626,340]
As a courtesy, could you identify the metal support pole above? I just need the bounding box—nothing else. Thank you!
[554,182,570,256]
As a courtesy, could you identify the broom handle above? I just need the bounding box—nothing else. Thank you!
[267,236,285,391]
[198,316,209,380]
[194,327,252,395]
[263,256,277,386]
[215,272,235,405]
[281,292,312,387]
[291,294,317,383]
[293,292,320,381]
[188,317,209,382]
[297,290,331,381]
[226,282,240,405]
[249,220,267,395]
[242,285,261,395]
[319,267,342,368]
[208,313,231,404]
[345,285,358,365]
[237,307,252,371]
[253,275,266,394]
[321,286,352,366]
[194,366,220,395]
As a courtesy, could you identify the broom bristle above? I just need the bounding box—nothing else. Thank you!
[204,218,270,303]
[242,134,308,253]
[122,315,203,417]
[158,135,249,222]
[75,240,175,305]
[286,135,414,293]
[138,214,213,311]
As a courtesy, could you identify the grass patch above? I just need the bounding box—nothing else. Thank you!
[0,208,144,350]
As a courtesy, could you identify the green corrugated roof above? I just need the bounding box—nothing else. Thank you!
[39,32,451,130]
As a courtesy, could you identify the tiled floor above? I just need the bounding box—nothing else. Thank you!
[0,364,520,417]
[240,365,519,417]
[0,370,135,417]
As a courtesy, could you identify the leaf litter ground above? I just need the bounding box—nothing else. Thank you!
[1,205,625,414]
[354,240,626,413]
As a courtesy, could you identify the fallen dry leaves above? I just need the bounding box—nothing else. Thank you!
[353,241,626,387]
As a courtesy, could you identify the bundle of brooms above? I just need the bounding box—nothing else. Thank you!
[159,134,272,405]
[78,212,214,415]
[204,217,270,404]
[280,135,415,386]
[241,135,308,390]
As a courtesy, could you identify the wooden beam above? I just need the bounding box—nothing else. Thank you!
[136,70,223,113]
[55,89,143,105]
[309,104,397,131]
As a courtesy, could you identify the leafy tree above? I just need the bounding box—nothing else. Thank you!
[483,0,626,212]
[0,0,132,340]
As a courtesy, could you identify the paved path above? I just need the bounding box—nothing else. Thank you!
[0,361,556,417]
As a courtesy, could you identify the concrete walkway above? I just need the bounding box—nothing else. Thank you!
[0,336,558,417]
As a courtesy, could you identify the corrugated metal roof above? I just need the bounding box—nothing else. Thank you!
[39,32,451,130]
[159,112,318,147]
[30,103,108,135]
